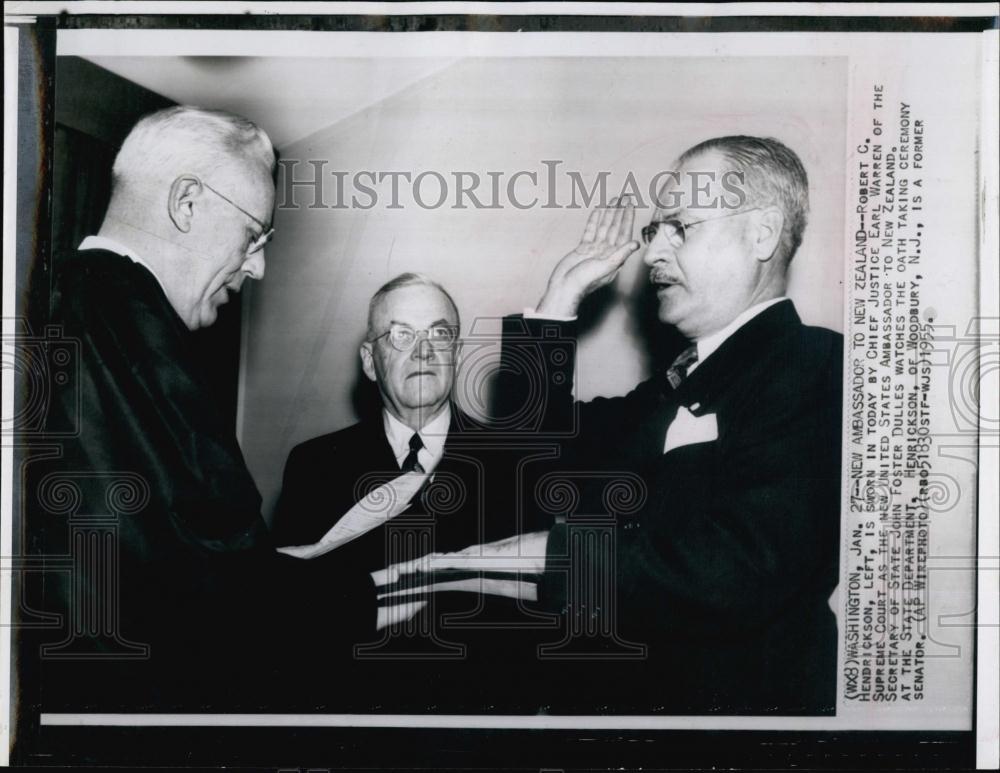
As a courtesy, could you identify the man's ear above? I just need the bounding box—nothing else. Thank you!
[752,206,784,263]
[359,342,377,382]
[167,175,202,234]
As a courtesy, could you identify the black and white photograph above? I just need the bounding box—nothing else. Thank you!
[2,3,997,770]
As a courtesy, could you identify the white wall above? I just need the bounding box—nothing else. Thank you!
[239,56,848,519]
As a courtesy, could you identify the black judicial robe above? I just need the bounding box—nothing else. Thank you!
[23,248,376,711]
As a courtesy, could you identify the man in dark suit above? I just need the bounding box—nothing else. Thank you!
[397,136,843,715]
[22,106,383,713]
[272,273,548,712]
[273,272,530,561]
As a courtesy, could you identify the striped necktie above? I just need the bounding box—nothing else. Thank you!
[401,432,425,473]
[666,344,699,390]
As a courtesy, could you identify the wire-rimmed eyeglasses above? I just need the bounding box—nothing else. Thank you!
[202,181,275,254]
[641,208,760,249]
[369,323,460,352]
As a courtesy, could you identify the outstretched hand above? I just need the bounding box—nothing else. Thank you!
[375,598,428,631]
[377,531,550,586]
[535,197,640,318]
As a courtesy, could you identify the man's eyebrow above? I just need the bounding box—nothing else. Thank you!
[387,318,455,327]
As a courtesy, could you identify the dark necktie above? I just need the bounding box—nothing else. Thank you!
[401,432,425,473]
[666,344,699,390]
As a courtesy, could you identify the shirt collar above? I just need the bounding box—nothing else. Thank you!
[689,296,788,375]
[382,403,451,473]
[78,235,168,293]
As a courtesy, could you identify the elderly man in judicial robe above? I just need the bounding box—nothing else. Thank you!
[21,106,392,712]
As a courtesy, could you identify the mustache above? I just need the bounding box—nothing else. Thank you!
[649,270,683,285]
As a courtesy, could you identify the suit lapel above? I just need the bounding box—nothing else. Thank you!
[423,407,484,549]
[340,415,403,496]
[374,431,400,475]
[432,404,462,475]
[673,299,802,416]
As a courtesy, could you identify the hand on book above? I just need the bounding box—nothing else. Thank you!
[375,597,428,631]
[378,530,550,586]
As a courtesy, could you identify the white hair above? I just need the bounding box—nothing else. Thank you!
[680,135,809,265]
[111,105,276,193]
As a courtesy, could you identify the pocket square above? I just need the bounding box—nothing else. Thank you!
[663,407,719,454]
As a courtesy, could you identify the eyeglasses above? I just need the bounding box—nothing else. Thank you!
[641,208,760,249]
[370,323,459,352]
[202,181,275,254]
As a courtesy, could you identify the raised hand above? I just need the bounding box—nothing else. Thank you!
[535,197,640,318]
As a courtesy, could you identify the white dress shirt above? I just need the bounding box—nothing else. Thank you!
[382,403,451,475]
[663,297,787,452]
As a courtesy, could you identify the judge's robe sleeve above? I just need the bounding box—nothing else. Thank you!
[48,256,376,658]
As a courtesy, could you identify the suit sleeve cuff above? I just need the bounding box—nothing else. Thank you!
[536,521,569,614]
[523,307,578,322]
